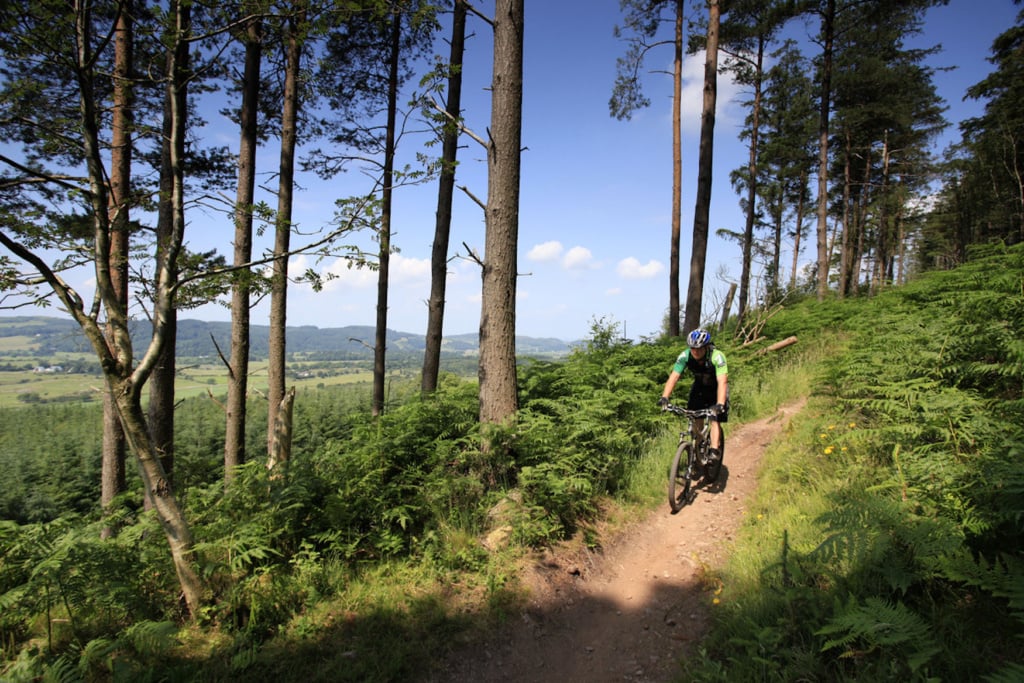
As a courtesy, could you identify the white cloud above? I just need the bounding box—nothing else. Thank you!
[291,253,431,294]
[679,50,744,132]
[315,256,377,292]
[606,287,622,296]
[563,246,595,270]
[390,253,431,286]
[527,240,564,262]
[617,257,664,279]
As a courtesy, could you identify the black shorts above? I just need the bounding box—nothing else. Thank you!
[687,382,729,422]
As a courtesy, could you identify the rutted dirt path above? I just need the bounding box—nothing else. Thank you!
[428,398,807,683]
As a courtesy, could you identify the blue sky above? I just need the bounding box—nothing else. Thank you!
[252,0,1018,343]
[9,1,1019,343]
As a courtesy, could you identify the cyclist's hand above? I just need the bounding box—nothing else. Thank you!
[657,396,669,410]
[712,403,725,416]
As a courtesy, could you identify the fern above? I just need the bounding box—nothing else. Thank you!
[985,662,1024,683]
[817,597,941,675]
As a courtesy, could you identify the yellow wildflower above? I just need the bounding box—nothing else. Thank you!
[824,446,834,455]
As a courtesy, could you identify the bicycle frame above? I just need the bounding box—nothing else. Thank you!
[664,404,721,512]
[668,404,715,457]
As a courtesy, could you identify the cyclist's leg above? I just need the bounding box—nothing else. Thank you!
[689,382,715,446]
[709,387,729,451]
[688,385,712,438]
[708,387,733,450]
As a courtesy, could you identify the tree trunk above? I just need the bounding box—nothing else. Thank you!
[101,2,132,535]
[478,0,523,429]
[267,386,296,472]
[147,301,176,486]
[668,0,683,338]
[683,0,720,333]
[225,17,261,478]
[147,0,191,493]
[838,130,853,297]
[854,144,871,293]
[719,282,736,331]
[373,9,402,418]
[115,385,204,612]
[895,200,907,286]
[422,0,467,394]
[268,12,302,453]
[148,0,200,612]
[771,201,783,302]
[814,0,835,302]
[737,34,764,327]
[789,170,807,291]
[149,100,178,494]
[876,132,892,293]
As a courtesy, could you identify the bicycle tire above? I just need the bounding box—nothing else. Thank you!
[704,429,725,483]
[668,441,694,512]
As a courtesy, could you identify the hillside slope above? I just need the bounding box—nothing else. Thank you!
[0,316,574,359]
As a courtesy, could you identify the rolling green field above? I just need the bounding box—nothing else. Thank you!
[0,362,389,407]
[0,335,395,408]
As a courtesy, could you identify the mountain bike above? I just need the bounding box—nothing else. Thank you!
[664,404,725,512]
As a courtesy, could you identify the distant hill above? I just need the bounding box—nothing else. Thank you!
[0,316,574,360]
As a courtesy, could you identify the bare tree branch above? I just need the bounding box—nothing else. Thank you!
[461,240,483,268]
[464,1,494,28]
[458,184,486,210]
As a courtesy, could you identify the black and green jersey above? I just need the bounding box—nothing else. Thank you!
[672,346,728,386]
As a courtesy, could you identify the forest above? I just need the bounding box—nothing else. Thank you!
[1,0,1023,680]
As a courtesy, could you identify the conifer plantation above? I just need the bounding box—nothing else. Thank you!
[1,1,1023,681]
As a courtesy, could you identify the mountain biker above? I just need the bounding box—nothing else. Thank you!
[657,328,729,462]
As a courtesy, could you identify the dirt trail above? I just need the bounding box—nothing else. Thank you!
[428,398,807,683]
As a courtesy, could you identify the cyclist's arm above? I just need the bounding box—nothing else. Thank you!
[661,369,682,402]
[711,349,728,406]
[716,373,728,406]
[662,349,691,401]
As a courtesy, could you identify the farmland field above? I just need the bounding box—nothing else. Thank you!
[0,316,485,408]
[0,354,393,409]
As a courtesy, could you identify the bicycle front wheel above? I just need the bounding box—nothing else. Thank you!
[668,441,694,512]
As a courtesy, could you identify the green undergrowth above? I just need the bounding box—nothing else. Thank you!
[680,243,1024,682]
[5,244,1021,681]
[0,314,816,682]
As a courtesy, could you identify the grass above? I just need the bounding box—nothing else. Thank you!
[0,369,103,406]
[0,357,412,409]
[0,335,39,352]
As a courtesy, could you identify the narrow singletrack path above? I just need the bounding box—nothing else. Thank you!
[429,398,807,683]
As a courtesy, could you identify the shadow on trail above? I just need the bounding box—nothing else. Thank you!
[422,551,714,683]
[697,463,731,496]
[671,463,731,514]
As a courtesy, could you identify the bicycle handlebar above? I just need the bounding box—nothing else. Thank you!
[663,403,718,419]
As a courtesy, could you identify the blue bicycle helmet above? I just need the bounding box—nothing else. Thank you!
[687,328,711,348]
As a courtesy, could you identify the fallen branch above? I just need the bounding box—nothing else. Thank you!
[754,335,798,356]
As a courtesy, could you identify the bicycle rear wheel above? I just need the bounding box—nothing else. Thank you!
[668,441,694,512]
[704,430,725,483]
